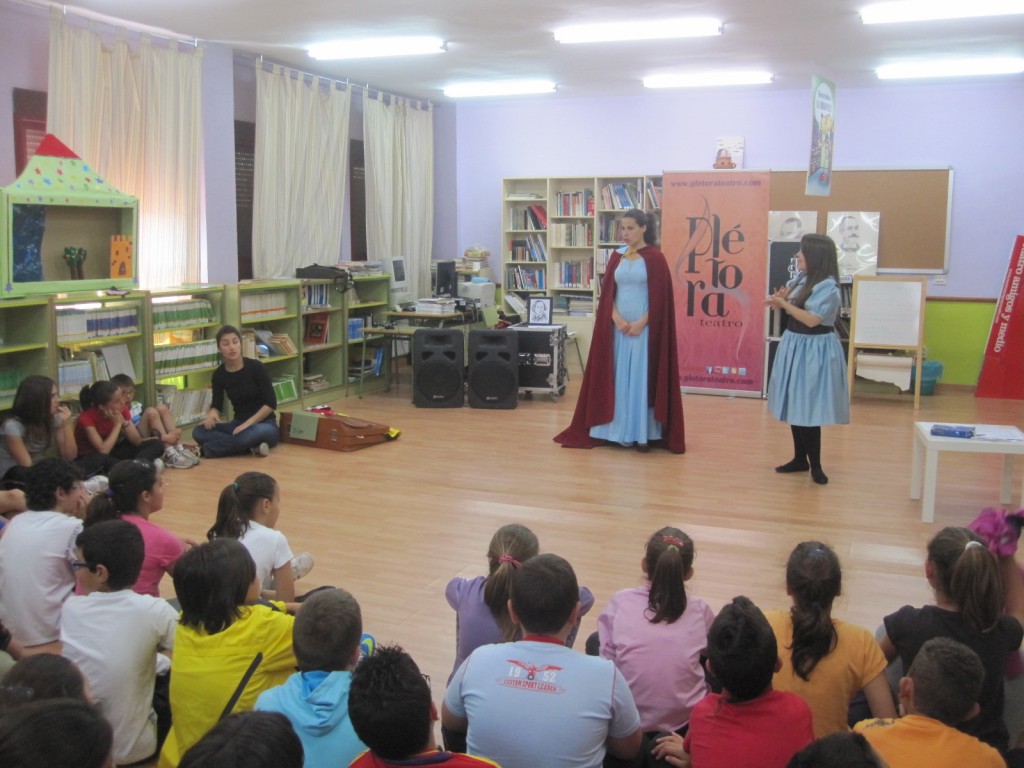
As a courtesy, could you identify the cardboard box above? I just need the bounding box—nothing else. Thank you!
[279,411,391,452]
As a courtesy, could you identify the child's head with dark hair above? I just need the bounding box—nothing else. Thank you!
[178,710,303,768]
[927,526,1002,634]
[509,553,579,635]
[706,595,778,702]
[293,588,362,673]
[349,644,433,760]
[904,637,984,726]
[786,732,887,768]
[75,519,145,592]
[209,472,279,541]
[12,375,58,434]
[644,526,694,624]
[79,380,121,412]
[0,699,113,768]
[484,523,539,640]
[0,655,88,715]
[110,373,134,390]
[25,457,84,513]
[85,459,160,526]
[174,538,257,635]
[786,541,841,680]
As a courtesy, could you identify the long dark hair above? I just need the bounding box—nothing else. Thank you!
[79,380,120,412]
[209,471,277,541]
[928,527,1002,633]
[10,375,57,446]
[622,208,657,246]
[483,524,539,641]
[644,526,694,624]
[790,233,840,307]
[786,541,841,680]
[85,459,158,526]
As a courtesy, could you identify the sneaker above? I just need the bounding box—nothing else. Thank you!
[175,444,200,467]
[291,552,315,581]
[251,442,270,457]
[164,446,196,469]
[181,443,201,459]
[153,458,165,473]
[359,633,376,662]
[83,475,108,496]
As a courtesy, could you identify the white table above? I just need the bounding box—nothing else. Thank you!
[911,422,1024,523]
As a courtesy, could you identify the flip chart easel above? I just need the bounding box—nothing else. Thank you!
[847,276,928,409]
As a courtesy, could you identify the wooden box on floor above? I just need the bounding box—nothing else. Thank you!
[278,411,391,452]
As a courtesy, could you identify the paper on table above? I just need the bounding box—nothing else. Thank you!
[973,425,1024,441]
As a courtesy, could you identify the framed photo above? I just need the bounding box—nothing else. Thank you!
[528,296,552,325]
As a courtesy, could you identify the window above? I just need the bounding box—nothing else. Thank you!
[13,88,47,176]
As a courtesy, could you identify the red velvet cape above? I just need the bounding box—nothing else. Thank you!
[554,246,686,453]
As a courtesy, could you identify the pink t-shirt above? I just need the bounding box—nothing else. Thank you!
[123,514,184,598]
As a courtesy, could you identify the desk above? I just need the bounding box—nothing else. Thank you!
[363,326,417,392]
[910,422,1024,523]
[382,311,465,328]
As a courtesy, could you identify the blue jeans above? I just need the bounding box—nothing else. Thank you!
[192,417,280,458]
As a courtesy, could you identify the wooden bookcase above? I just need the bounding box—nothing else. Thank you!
[344,275,391,393]
[0,296,54,409]
[299,279,346,401]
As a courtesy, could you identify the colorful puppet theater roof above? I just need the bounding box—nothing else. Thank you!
[3,134,137,207]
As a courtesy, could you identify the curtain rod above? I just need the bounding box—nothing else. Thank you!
[8,0,202,46]
[247,53,432,111]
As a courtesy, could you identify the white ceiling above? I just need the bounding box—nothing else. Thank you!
[44,0,1024,100]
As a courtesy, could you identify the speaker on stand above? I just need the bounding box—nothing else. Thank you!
[412,329,465,408]
[467,329,519,409]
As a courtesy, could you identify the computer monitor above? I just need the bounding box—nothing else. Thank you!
[433,260,458,298]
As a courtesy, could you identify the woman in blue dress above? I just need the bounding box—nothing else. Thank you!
[765,234,849,484]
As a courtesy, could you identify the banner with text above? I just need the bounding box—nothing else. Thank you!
[976,235,1024,399]
[662,172,771,396]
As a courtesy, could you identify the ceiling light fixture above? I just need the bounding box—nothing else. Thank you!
[307,37,445,61]
[643,71,774,89]
[443,80,556,98]
[554,18,721,44]
[876,57,1024,78]
[860,0,1024,24]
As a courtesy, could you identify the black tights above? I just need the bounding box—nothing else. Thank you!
[790,425,822,469]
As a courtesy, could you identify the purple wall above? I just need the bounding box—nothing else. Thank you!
[451,82,1024,299]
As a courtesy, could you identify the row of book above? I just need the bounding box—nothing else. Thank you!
[57,306,140,342]
[240,291,289,320]
[153,339,219,376]
[600,183,640,211]
[510,204,548,230]
[300,283,334,310]
[348,346,385,380]
[155,385,213,425]
[552,295,595,317]
[553,189,594,217]
[151,298,215,331]
[336,261,385,276]
[505,265,546,291]
[347,317,366,340]
[550,222,593,248]
[508,234,547,263]
[255,330,297,356]
[57,359,95,396]
[645,179,663,209]
[0,368,21,401]
[553,260,594,289]
[84,344,137,381]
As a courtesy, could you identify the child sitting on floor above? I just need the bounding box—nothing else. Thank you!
[112,374,197,469]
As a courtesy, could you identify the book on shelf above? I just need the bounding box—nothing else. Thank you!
[504,292,528,316]
[303,313,330,345]
[302,373,330,393]
[155,384,213,425]
[97,343,137,381]
[507,191,542,200]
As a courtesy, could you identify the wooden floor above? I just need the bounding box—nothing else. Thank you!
[164,372,1024,711]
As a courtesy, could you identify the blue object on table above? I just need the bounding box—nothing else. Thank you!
[930,424,975,438]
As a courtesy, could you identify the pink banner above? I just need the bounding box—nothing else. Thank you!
[976,235,1024,399]
[662,172,770,395]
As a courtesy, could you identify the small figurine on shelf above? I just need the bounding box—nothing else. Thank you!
[63,246,87,279]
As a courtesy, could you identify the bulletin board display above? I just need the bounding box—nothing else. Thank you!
[768,168,952,273]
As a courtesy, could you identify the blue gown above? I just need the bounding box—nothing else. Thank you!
[767,276,850,426]
[590,257,663,445]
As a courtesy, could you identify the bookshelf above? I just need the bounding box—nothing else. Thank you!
[147,285,225,427]
[0,297,54,409]
[502,178,549,319]
[344,275,391,393]
[53,290,149,400]
[299,279,346,400]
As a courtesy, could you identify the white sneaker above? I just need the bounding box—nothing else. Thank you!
[164,446,196,469]
[291,552,315,580]
[251,442,270,457]
[83,475,108,496]
[153,458,165,473]
[175,444,200,467]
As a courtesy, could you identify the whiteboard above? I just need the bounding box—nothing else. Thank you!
[851,276,926,347]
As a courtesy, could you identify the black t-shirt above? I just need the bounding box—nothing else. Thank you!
[211,357,277,423]
[884,604,1023,752]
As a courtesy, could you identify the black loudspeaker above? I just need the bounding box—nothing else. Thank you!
[468,330,519,409]
[413,329,464,408]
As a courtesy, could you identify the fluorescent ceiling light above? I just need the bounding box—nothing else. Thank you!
[644,71,773,88]
[443,80,556,98]
[861,0,1024,24]
[876,57,1024,78]
[307,37,445,60]
[554,18,721,44]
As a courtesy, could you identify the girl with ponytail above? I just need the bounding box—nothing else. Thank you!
[880,525,1024,752]
[597,527,715,734]
[766,541,895,737]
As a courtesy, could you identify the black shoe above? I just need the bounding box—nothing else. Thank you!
[775,458,809,473]
[811,466,829,485]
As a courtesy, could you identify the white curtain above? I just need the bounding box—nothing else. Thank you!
[253,65,351,278]
[48,14,203,287]
[364,93,433,302]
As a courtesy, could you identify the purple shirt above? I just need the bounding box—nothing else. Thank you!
[445,575,595,683]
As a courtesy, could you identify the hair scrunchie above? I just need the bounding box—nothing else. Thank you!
[662,534,686,549]
[498,554,521,568]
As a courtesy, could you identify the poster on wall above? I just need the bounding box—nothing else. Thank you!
[828,211,879,277]
[768,212,818,294]
[661,171,771,397]
[976,235,1024,399]
[806,76,836,197]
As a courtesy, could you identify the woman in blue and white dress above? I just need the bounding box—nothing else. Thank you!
[766,234,849,485]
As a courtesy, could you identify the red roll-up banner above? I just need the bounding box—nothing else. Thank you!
[976,235,1024,399]
[661,172,771,396]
